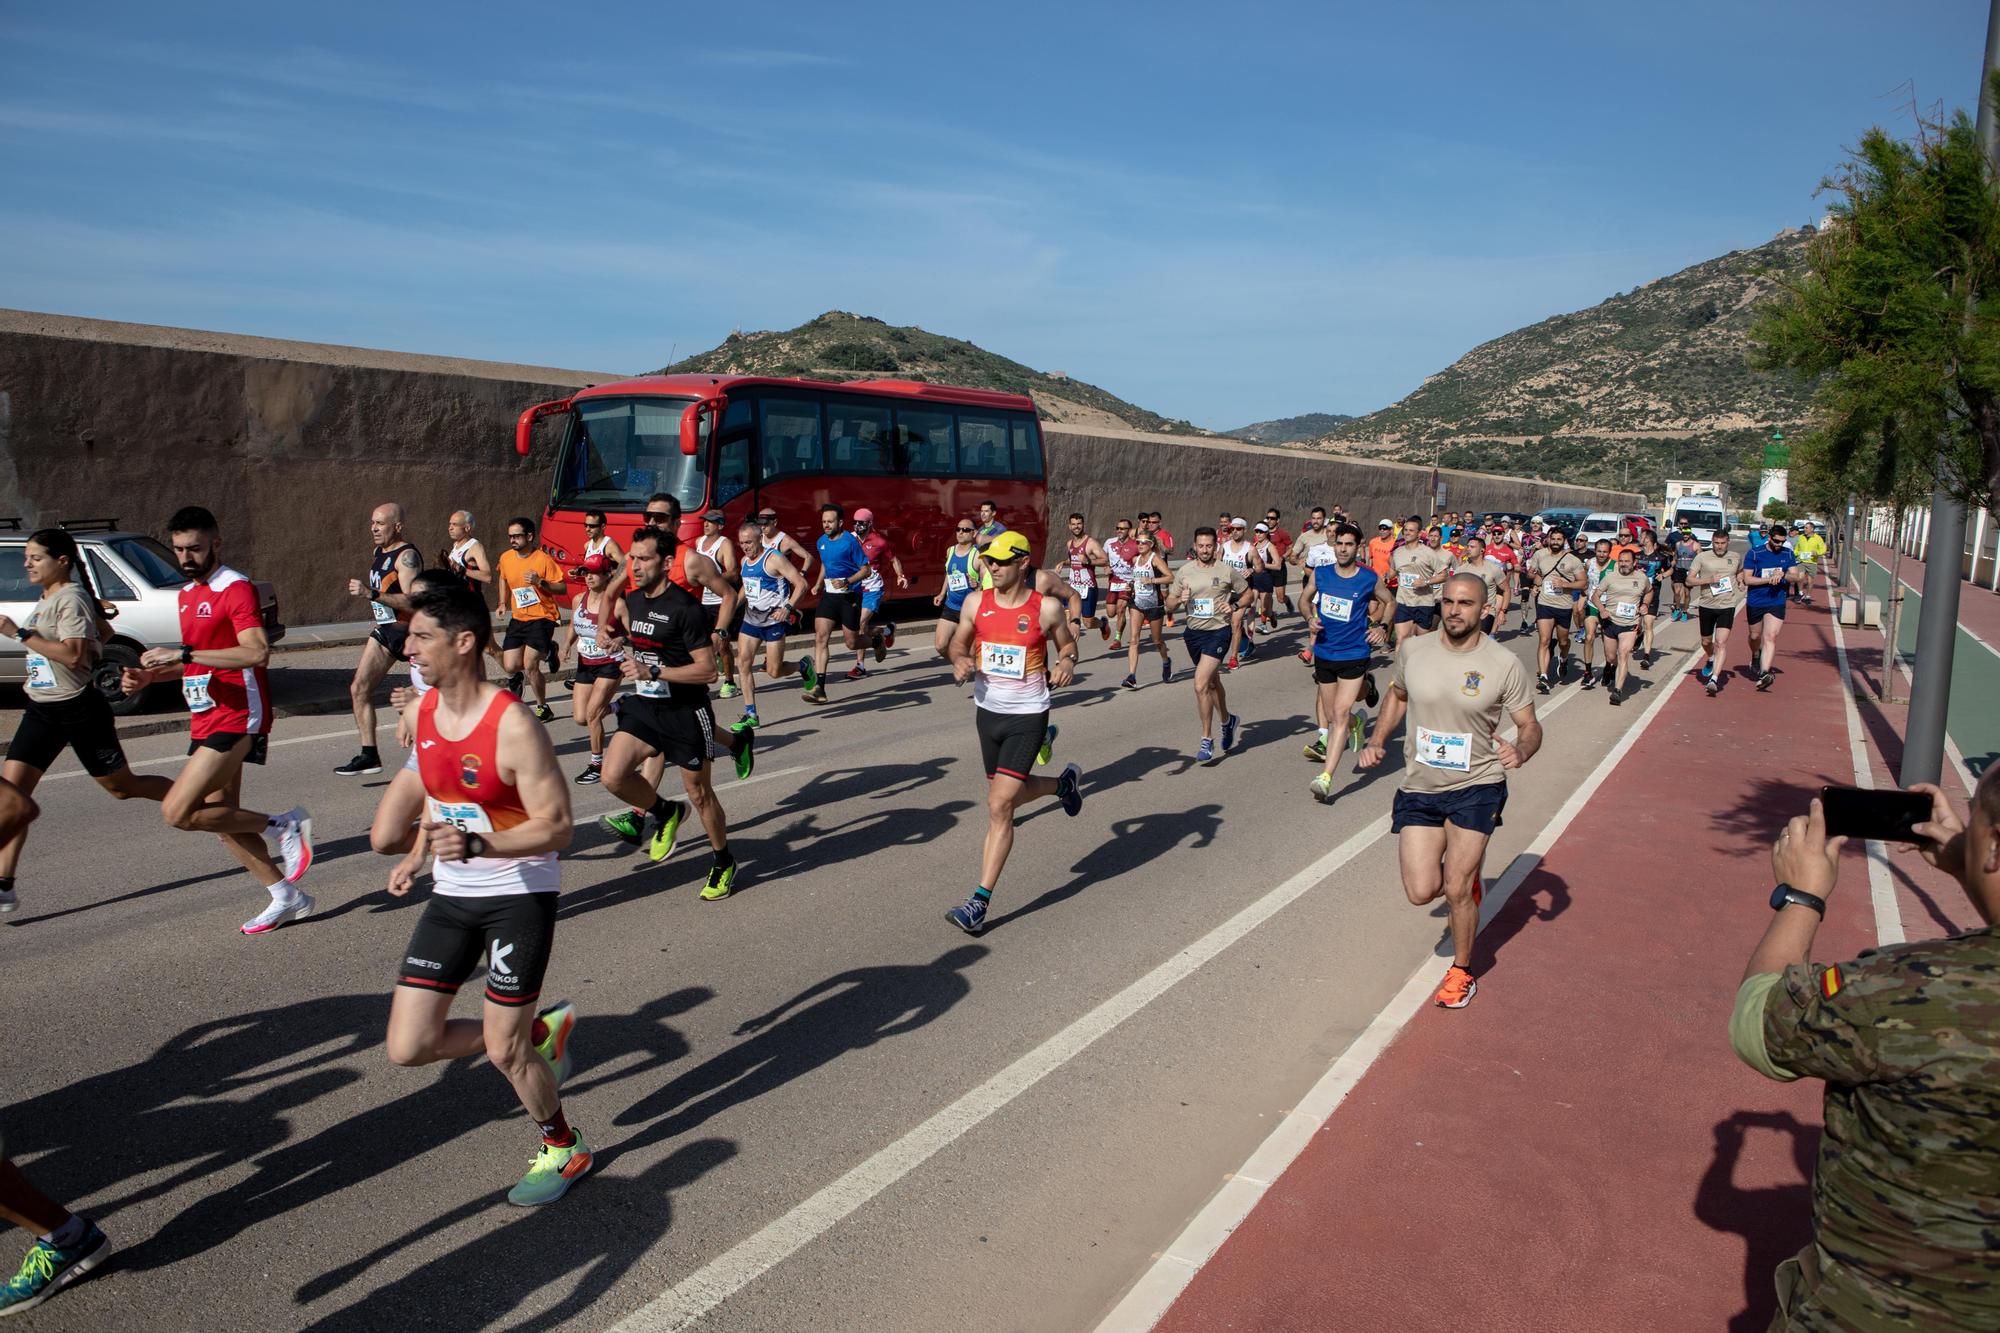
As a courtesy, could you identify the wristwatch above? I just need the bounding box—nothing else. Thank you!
[14,626,30,644]
[462,832,488,861]
[648,663,661,681]
[1769,882,1826,916]
[180,644,195,665]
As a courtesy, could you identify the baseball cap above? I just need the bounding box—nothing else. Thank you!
[702,508,725,523]
[1377,519,1393,529]
[578,553,613,574]
[853,507,875,524]
[981,530,1032,562]
[1230,517,1247,528]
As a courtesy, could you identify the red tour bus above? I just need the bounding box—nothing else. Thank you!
[515,374,1048,601]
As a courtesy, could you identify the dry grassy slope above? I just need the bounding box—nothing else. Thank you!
[661,311,1207,436]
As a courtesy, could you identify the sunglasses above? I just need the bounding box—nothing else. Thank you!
[757,514,780,523]
[644,512,673,522]
[985,554,1024,566]
[583,521,604,529]
[956,526,975,533]
[508,532,529,540]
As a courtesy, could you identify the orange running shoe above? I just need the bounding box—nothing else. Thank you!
[1434,965,1477,1009]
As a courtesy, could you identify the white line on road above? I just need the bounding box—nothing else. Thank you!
[1092,645,1700,1332]
[1826,569,1904,947]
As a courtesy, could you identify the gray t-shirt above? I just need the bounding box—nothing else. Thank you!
[1690,550,1746,609]
[1391,544,1450,607]
[1391,632,1533,794]
[23,583,98,702]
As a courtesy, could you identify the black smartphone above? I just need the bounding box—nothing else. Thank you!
[1819,785,1931,842]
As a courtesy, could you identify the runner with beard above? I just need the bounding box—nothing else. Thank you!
[1304,524,1393,800]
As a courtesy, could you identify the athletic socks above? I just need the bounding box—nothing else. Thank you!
[42,1215,87,1248]
[649,796,683,823]
[713,845,736,871]
[538,1107,575,1147]
[972,886,992,903]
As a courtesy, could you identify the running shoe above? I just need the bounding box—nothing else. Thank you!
[532,704,556,723]
[575,763,601,785]
[600,810,643,845]
[1757,669,1776,691]
[1362,673,1379,708]
[1535,674,1550,695]
[505,671,525,698]
[1037,724,1058,767]
[1056,763,1083,817]
[1310,771,1335,803]
[804,687,829,705]
[241,891,313,936]
[534,1001,577,1088]
[1160,659,1173,685]
[872,631,887,664]
[276,806,314,884]
[719,681,738,699]
[1581,669,1596,691]
[1197,737,1216,764]
[1697,664,1713,683]
[799,659,819,693]
[1433,965,1478,1009]
[1704,677,1720,698]
[333,752,381,776]
[1100,618,1112,643]
[0,1221,110,1317]
[1224,655,1239,672]
[1120,673,1137,689]
[946,894,988,935]
[1347,706,1368,751]
[1297,649,1313,665]
[731,727,756,781]
[845,666,868,681]
[883,623,897,652]
[1220,712,1240,754]
[1303,735,1328,762]
[1240,637,1257,660]
[700,862,739,901]
[731,707,760,732]
[0,886,14,914]
[508,1131,594,1207]
[1111,637,1123,649]
[1608,686,1621,706]
[648,802,684,863]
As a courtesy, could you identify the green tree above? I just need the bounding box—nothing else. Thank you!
[1761,497,1793,522]
[1753,84,2000,512]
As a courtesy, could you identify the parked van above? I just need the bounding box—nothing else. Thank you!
[1534,507,1592,540]
[1669,495,1728,542]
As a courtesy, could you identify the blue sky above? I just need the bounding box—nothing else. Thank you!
[0,1,1986,429]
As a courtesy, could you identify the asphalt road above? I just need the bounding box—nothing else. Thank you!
[3,603,1700,1331]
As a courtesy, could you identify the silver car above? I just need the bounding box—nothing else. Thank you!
[0,520,285,715]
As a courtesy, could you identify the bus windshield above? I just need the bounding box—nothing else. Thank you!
[552,396,706,510]
[1674,505,1720,530]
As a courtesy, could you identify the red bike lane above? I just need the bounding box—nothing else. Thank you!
[1149,603,1904,1332]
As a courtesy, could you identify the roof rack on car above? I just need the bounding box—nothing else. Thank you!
[57,518,121,533]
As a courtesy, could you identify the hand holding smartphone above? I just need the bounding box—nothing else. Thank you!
[1818,785,1932,842]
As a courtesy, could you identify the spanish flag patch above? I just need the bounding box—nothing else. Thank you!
[1820,965,1844,1000]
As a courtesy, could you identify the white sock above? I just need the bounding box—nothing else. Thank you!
[1317,727,1329,743]
[268,881,295,902]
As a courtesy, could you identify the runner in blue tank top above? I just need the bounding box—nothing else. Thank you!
[1304,523,1394,802]
[932,519,981,658]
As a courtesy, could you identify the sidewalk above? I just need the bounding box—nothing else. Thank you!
[1855,540,2000,777]
[1129,595,1971,1330]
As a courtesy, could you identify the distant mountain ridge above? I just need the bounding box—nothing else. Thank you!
[660,311,1207,436]
[1308,228,1820,500]
[1226,412,1354,444]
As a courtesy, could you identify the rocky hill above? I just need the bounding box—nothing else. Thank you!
[1226,412,1354,444]
[1311,229,1820,500]
[660,311,1206,435]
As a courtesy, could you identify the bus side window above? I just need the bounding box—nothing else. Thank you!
[759,398,824,481]
[715,399,753,504]
[955,411,1012,477]
[897,407,954,475]
[1010,415,1043,479]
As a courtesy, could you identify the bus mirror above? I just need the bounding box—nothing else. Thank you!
[515,397,574,456]
[680,395,726,457]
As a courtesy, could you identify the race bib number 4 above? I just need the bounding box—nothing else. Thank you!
[1415,726,1472,772]
[426,798,494,835]
[1318,593,1355,622]
[511,584,540,610]
[183,673,216,713]
[979,642,1027,680]
[1189,596,1217,618]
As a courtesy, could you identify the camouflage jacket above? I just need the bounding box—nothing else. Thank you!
[1762,928,2000,1329]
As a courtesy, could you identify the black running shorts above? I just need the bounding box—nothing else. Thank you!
[371,623,410,661]
[976,706,1048,780]
[6,690,127,778]
[574,660,622,684]
[397,891,557,1008]
[501,619,557,655]
[190,731,269,765]
[1747,602,1787,625]
[1312,656,1370,684]
[815,589,862,632]
[1698,606,1738,635]
[615,697,714,772]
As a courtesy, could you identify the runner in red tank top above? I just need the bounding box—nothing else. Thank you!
[370,578,593,1207]
[118,506,315,935]
[1055,513,1109,643]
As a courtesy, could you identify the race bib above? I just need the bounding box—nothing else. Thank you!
[825,577,848,594]
[1415,727,1471,772]
[1318,593,1355,622]
[1108,581,1129,593]
[633,653,669,697]
[1712,576,1735,596]
[1189,596,1217,618]
[1614,601,1638,620]
[1067,566,1092,589]
[183,672,215,713]
[371,600,396,624]
[946,569,969,593]
[511,584,540,610]
[24,653,56,691]
[426,798,494,834]
[979,641,1027,680]
[575,636,599,659]
[747,582,785,613]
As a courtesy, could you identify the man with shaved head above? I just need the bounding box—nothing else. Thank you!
[1359,570,1541,1010]
[338,503,422,776]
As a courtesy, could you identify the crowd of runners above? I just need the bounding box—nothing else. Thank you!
[0,495,1826,1312]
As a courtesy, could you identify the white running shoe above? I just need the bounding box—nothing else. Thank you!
[241,892,314,936]
[0,885,15,913]
[276,807,314,885]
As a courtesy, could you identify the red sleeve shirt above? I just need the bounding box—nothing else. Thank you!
[1268,528,1293,556]
[178,567,271,738]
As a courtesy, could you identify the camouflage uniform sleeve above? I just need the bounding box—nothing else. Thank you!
[1759,955,1894,1084]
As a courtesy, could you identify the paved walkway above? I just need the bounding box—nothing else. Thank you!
[1135,593,1968,1330]
[1856,540,2000,776]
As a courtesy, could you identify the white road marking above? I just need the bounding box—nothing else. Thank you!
[1093,644,1701,1332]
[1825,569,1904,946]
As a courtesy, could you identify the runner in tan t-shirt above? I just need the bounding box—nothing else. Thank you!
[1526,531,1587,691]
[1390,531,1452,647]
[1591,551,1651,706]
[1687,530,1745,696]
[1359,571,1540,1010]
[1167,528,1251,762]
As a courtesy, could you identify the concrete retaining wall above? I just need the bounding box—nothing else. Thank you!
[1,310,1640,624]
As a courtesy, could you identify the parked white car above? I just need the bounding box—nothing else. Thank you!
[0,520,285,714]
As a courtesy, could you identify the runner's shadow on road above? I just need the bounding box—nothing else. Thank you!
[1460,866,1572,970]
[985,805,1223,932]
[608,945,987,1151]
[1691,1109,1817,1333]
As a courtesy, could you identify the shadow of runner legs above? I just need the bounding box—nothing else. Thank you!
[1462,869,1573,972]
[985,806,1223,932]
[1691,1110,1818,1333]
[610,946,987,1150]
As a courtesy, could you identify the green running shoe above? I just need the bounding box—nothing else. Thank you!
[648,802,684,863]
[599,810,643,845]
[507,1131,593,1207]
[1310,771,1336,804]
[0,1222,111,1317]
[718,681,738,698]
[1303,735,1328,762]
[731,727,755,781]
[1036,723,1059,768]
[799,658,819,694]
[534,1001,577,1088]
[700,862,738,900]
[1347,706,1368,752]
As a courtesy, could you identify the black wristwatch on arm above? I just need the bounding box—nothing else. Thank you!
[1769,883,1826,916]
